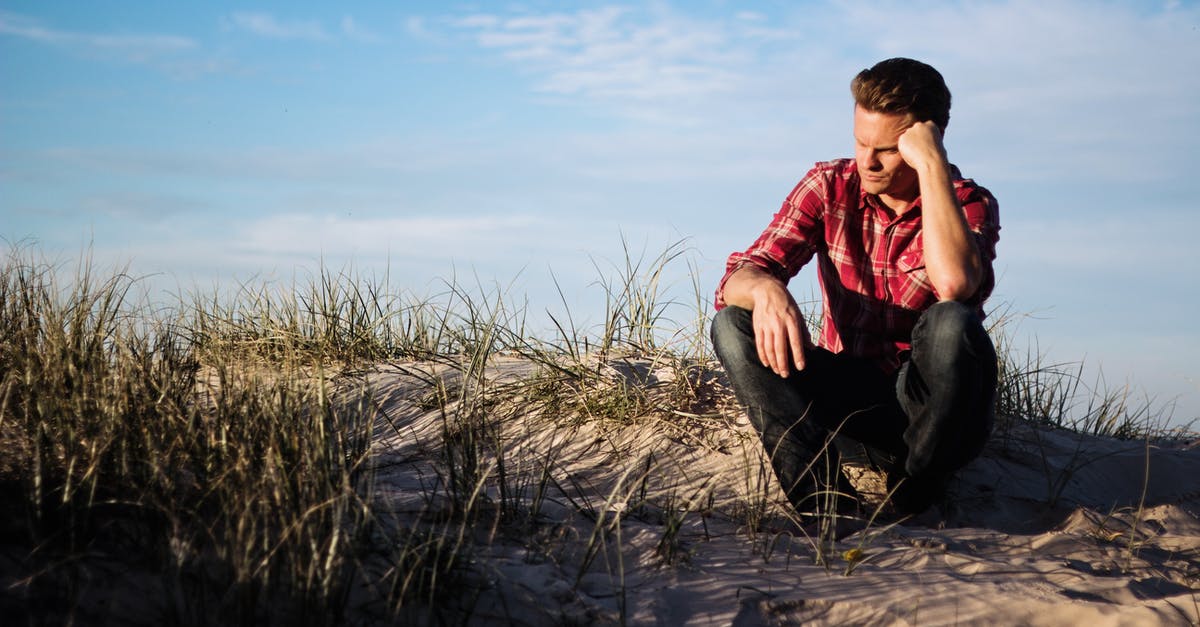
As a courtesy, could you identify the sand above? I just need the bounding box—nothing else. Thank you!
[365,356,1200,626]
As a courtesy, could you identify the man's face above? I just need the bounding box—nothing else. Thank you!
[853,105,918,201]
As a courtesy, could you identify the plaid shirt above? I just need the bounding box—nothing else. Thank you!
[716,158,1000,373]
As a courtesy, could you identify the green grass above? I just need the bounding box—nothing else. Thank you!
[0,241,1191,624]
[989,305,1188,441]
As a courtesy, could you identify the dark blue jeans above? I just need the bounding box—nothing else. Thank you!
[710,301,997,516]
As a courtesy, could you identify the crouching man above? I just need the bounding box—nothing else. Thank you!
[711,58,1000,520]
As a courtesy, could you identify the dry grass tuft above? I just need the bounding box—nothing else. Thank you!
[1,240,1190,624]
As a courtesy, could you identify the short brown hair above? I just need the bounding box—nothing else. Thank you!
[851,58,951,130]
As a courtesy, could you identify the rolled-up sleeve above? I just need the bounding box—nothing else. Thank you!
[958,182,1001,307]
[714,166,828,309]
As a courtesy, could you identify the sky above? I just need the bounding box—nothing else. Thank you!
[2,0,1198,429]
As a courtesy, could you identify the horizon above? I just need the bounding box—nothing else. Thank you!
[2,0,1197,429]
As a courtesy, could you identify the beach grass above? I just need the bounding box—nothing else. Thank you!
[0,241,1190,624]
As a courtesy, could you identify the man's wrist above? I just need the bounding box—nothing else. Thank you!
[912,151,951,177]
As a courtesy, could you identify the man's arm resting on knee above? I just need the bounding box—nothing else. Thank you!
[721,265,808,376]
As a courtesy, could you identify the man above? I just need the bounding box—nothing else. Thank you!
[711,58,1000,521]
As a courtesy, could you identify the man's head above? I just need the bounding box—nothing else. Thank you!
[851,58,951,131]
[852,58,951,203]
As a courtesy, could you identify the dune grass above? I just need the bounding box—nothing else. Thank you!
[0,249,381,625]
[988,304,1187,441]
[0,241,1190,624]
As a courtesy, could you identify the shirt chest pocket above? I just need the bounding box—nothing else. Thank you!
[896,247,926,274]
[895,247,935,298]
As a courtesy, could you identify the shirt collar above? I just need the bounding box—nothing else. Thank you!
[854,162,965,215]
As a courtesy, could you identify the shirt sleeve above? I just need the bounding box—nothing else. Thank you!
[957,181,1001,307]
[714,165,828,310]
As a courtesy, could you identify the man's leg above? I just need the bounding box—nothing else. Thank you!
[711,306,903,518]
[891,300,998,512]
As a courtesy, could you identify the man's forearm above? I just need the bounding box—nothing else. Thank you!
[897,121,983,302]
[722,264,783,310]
[918,161,982,301]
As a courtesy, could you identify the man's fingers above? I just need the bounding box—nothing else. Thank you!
[755,324,770,371]
[788,318,807,372]
[755,319,781,375]
[758,327,785,377]
[772,329,791,378]
[753,309,805,378]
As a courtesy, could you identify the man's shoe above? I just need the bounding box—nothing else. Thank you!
[887,472,949,516]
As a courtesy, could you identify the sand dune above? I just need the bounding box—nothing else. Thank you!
[364,356,1200,625]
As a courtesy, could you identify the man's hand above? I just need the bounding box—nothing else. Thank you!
[722,265,808,377]
[752,287,808,377]
[897,120,948,173]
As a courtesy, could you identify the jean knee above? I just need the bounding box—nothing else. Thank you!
[711,305,752,336]
[916,301,975,342]
[711,306,753,357]
[917,301,998,363]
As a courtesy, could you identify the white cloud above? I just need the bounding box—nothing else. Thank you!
[0,10,194,55]
[453,6,749,106]
[340,16,383,43]
[0,10,246,79]
[227,12,330,41]
[455,14,501,29]
[834,0,1200,183]
[445,1,1199,184]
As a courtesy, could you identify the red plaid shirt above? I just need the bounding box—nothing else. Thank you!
[716,158,1000,373]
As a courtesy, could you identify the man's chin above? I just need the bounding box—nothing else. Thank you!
[861,179,888,195]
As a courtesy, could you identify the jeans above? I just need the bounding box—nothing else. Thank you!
[710,301,997,516]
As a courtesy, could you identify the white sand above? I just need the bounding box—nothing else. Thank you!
[366,357,1200,626]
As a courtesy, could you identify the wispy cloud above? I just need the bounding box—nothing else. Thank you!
[226,12,330,41]
[835,0,1200,183]
[449,1,1199,182]
[403,15,436,42]
[0,10,243,79]
[451,6,757,108]
[224,12,382,44]
[340,16,383,43]
[0,10,194,57]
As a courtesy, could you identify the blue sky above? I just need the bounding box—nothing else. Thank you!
[2,1,1198,428]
